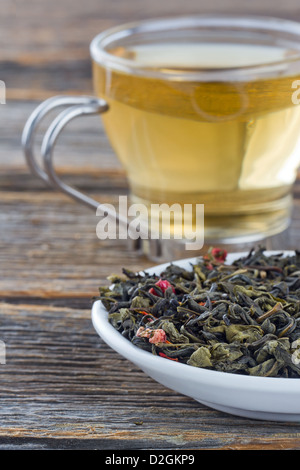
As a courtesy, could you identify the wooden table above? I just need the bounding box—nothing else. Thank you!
[1,0,300,451]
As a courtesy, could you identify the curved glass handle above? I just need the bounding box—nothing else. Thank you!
[21,95,178,260]
[22,96,102,187]
[21,95,130,228]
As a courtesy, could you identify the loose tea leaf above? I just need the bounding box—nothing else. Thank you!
[96,247,300,378]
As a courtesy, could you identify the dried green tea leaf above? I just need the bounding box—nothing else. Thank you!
[130,296,151,310]
[187,347,212,368]
[225,324,264,344]
[248,358,283,377]
[103,247,300,378]
[211,342,244,362]
[160,320,189,344]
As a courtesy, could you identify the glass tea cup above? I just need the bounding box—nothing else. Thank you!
[22,15,300,260]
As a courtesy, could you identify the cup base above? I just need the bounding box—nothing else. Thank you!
[202,207,291,245]
[129,192,292,261]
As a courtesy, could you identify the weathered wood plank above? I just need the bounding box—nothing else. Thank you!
[0,189,299,298]
[2,0,300,99]
[1,302,300,450]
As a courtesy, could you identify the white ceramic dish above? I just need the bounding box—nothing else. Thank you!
[91,250,300,422]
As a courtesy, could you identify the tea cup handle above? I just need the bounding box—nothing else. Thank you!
[22,95,186,260]
[22,95,132,228]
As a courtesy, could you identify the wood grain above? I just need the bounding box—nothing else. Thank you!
[2,302,300,451]
[3,0,300,100]
[1,0,300,451]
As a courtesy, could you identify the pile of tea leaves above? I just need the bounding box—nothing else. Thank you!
[96,247,300,378]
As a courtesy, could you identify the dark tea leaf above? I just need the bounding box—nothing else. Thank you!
[97,247,300,378]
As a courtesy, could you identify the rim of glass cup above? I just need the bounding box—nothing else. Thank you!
[90,14,300,81]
